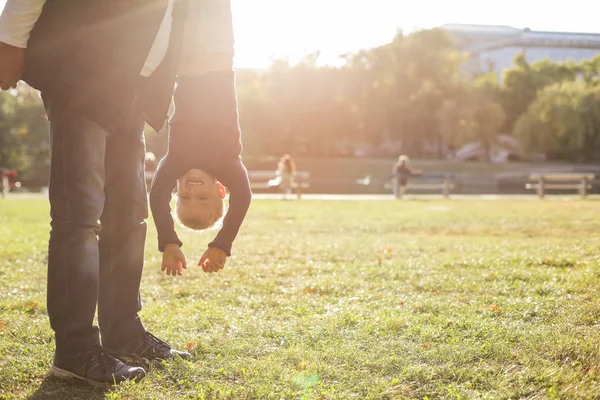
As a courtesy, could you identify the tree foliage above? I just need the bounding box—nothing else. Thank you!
[0,86,48,184]
[6,28,600,186]
[514,82,600,161]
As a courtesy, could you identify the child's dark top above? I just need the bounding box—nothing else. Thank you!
[149,71,252,256]
[393,163,420,186]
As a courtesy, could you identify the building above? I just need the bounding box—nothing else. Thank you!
[440,24,600,76]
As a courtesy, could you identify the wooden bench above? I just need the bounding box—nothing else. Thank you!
[384,173,455,198]
[526,173,595,198]
[248,170,311,191]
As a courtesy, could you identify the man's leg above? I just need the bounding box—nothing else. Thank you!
[99,118,190,363]
[45,99,145,385]
[46,101,107,354]
[97,119,148,345]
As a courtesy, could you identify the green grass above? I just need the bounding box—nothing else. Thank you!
[1,197,600,399]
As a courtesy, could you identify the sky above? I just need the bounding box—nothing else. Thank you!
[2,0,600,68]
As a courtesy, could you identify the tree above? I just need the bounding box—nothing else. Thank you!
[435,82,505,160]
[514,82,600,162]
[0,85,49,185]
[500,53,579,132]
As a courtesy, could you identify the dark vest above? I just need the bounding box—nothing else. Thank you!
[22,0,189,132]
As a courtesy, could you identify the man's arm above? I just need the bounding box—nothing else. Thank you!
[208,158,252,256]
[0,0,46,89]
[0,0,46,48]
[149,156,183,252]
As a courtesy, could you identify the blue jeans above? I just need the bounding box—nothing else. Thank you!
[45,98,148,354]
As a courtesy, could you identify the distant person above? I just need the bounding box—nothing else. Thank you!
[270,154,299,200]
[144,152,158,190]
[0,168,8,198]
[392,155,421,199]
[145,152,158,172]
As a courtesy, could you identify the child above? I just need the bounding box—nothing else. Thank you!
[392,155,421,199]
[275,154,297,200]
[150,70,252,276]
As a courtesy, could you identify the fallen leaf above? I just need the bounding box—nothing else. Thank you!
[298,361,308,370]
[397,301,405,307]
[585,365,598,376]
[24,301,38,313]
[421,343,429,348]
[186,342,196,351]
[385,246,392,253]
[488,305,500,311]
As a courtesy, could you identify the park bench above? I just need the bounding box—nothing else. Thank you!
[383,173,455,198]
[526,173,594,198]
[248,170,311,191]
[144,170,312,195]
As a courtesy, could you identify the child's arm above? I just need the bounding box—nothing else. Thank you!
[198,159,251,273]
[149,156,183,252]
[410,168,423,176]
[209,158,252,256]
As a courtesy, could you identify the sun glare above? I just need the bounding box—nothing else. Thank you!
[230,0,600,69]
[0,0,599,69]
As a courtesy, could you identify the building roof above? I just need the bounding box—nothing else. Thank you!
[440,24,600,54]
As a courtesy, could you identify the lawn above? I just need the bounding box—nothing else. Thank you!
[1,197,599,399]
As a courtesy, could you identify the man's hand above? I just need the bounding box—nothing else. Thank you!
[0,42,24,90]
[198,247,227,273]
[162,244,187,276]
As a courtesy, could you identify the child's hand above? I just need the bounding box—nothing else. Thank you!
[198,247,227,273]
[162,244,187,276]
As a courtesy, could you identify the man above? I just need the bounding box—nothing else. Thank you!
[0,0,236,386]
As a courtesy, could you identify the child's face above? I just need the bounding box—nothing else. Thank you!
[176,169,226,227]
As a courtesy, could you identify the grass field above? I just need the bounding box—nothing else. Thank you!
[1,197,600,399]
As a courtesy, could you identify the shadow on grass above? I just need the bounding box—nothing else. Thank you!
[28,376,107,400]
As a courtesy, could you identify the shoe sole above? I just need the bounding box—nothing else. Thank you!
[118,354,189,367]
[50,365,112,387]
[119,356,151,368]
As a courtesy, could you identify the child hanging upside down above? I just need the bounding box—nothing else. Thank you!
[150,70,252,276]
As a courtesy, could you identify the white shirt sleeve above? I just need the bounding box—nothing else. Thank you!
[0,0,46,48]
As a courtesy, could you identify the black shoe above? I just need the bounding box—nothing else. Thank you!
[106,331,191,365]
[50,346,146,387]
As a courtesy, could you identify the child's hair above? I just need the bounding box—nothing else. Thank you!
[397,155,410,166]
[174,195,226,231]
[278,154,296,174]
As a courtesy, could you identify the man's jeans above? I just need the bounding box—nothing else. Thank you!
[45,98,148,354]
